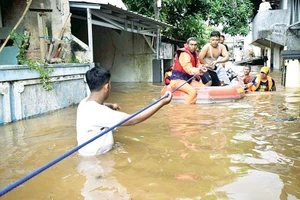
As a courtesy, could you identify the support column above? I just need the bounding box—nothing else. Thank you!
[87,8,94,63]
[12,83,25,121]
[266,47,271,68]
[0,82,11,124]
[273,46,281,70]
[0,4,3,27]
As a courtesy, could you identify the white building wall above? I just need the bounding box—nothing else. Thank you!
[93,26,153,82]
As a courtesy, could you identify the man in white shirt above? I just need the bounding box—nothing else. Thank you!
[76,65,172,156]
[259,0,272,11]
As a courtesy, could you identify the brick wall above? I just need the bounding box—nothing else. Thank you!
[25,49,41,61]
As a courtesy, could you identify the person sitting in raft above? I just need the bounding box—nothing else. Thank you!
[247,66,276,92]
[76,65,172,156]
[164,66,173,85]
[169,37,207,104]
[164,54,177,85]
[199,31,230,86]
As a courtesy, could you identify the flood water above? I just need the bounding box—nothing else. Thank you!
[0,64,300,200]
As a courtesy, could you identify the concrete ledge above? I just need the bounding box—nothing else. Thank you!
[0,63,90,81]
[0,63,90,125]
[281,50,300,60]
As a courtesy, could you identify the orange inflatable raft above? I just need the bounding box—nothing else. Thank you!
[160,79,246,103]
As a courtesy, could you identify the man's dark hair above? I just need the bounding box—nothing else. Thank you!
[210,31,221,38]
[220,35,225,39]
[244,65,251,71]
[85,64,111,91]
[186,37,197,44]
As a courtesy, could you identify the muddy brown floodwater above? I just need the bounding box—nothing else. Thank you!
[0,65,299,200]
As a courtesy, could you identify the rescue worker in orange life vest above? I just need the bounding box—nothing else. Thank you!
[169,37,207,104]
[247,66,276,91]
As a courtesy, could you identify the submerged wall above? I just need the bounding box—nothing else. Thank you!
[0,64,89,125]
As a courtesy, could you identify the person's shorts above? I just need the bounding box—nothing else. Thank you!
[199,71,211,85]
[200,70,221,86]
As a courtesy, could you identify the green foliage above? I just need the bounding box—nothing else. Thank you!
[206,0,253,36]
[122,0,253,42]
[10,31,54,91]
[124,0,155,17]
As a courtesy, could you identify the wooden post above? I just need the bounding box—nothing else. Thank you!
[87,8,94,63]
[37,3,47,60]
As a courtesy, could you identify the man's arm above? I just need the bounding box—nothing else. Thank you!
[271,79,276,91]
[104,103,121,110]
[179,52,200,75]
[217,45,229,64]
[247,76,256,89]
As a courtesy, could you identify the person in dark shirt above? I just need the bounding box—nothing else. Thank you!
[220,35,229,52]
[219,35,229,69]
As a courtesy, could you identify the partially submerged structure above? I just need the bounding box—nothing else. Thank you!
[0,0,173,125]
[249,0,300,87]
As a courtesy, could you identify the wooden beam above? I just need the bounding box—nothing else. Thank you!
[37,3,47,60]
[87,8,94,62]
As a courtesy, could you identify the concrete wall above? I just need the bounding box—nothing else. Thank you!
[0,64,89,125]
[285,60,300,87]
[71,18,153,82]
[286,29,300,50]
[252,9,289,46]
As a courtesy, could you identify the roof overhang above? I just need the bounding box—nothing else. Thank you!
[69,1,173,37]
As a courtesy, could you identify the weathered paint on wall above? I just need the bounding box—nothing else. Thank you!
[71,18,154,82]
[0,64,89,125]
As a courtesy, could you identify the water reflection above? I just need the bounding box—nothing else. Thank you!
[77,155,130,199]
[0,65,300,199]
[216,170,284,200]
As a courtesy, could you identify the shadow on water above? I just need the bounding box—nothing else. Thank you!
[0,64,300,199]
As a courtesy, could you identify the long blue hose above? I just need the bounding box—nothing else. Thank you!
[0,70,201,197]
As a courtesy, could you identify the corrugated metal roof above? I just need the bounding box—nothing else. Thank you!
[69,0,173,28]
[69,0,127,10]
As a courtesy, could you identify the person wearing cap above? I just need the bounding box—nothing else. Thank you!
[247,66,276,92]
[169,37,207,104]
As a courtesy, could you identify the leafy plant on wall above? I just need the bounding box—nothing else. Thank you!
[10,31,54,91]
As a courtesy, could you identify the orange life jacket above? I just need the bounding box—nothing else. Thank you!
[249,75,273,91]
[170,47,198,82]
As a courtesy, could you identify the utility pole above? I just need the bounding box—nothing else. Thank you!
[155,0,161,60]
[155,0,164,81]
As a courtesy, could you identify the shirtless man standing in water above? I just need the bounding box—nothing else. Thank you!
[199,31,230,86]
